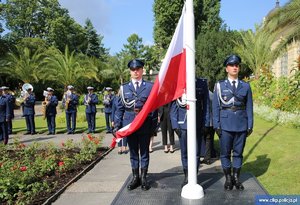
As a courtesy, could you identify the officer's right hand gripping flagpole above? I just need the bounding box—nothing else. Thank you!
[181,0,204,199]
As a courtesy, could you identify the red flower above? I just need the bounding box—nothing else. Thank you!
[87,134,93,141]
[0,162,3,167]
[19,143,26,148]
[58,161,64,166]
[20,166,27,171]
[61,142,65,147]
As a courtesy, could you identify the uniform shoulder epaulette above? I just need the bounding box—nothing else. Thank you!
[145,80,154,85]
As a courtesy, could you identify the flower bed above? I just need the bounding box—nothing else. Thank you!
[0,134,109,205]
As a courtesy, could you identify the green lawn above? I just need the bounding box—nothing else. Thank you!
[12,105,107,134]
[214,115,300,194]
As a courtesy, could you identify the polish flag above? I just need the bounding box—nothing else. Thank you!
[110,9,186,148]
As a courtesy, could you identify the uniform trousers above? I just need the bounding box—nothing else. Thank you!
[179,129,202,170]
[220,130,247,169]
[25,115,35,133]
[105,112,112,132]
[0,121,8,144]
[86,112,96,132]
[66,112,76,133]
[7,120,12,134]
[127,132,151,169]
[46,115,56,134]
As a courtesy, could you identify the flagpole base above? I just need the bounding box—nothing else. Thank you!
[181,183,204,199]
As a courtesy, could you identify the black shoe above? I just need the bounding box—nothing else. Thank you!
[118,151,123,155]
[223,168,233,191]
[164,150,169,153]
[24,132,31,135]
[201,159,212,165]
[181,169,188,188]
[127,169,140,190]
[47,132,52,135]
[141,168,150,191]
[233,168,244,190]
[67,132,72,135]
[31,132,37,135]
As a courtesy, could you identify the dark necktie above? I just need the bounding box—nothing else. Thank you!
[135,82,139,91]
[232,80,236,93]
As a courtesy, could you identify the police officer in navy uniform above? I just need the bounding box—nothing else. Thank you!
[23,87,36,135]
[45,87,58,135]
[2,86,15,135]
[0,87,10,144]
[212,54,253,191]
[170,78,210,187]
[103,87,113,133]
[84,86,99,134]
[114,59,158,191]
[63,85,79,134]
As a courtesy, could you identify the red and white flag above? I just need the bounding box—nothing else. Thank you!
[110,9,186,148]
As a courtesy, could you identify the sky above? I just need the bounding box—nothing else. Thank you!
[59,0,290,55]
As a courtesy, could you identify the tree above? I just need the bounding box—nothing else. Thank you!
[47,16,86,53]
[121,33,145,59]
[263,0,300,48]
[84,18,109,61]
[1,0,67,38]
[1,0,87,53]
[153,0,222,50]
[0,46,44,83]
[195,28,240,88]
[42,46,99,90]
[233,26,278,78]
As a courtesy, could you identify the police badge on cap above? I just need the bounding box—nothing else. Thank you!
[127,59,144,69]
[223,55,241,66]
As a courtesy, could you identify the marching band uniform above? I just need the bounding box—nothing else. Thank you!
[63,85,79,134]
[0,87,10,144]
[103,88,113,133]
[2,86,15,135]
[170,78,210,187]
[23,88,36,135]
[212,55,253,191]
[114,59,158,191]
[45,87,58,135]
[84,87,99,133]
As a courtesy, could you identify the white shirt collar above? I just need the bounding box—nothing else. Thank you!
[132,79,142,86]
[227,77,238,87]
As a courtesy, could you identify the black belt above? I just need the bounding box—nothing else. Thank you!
[222,106,245,111]
[125,108,142,114]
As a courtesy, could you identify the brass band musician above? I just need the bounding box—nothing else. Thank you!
[84,86,99,133]
[62,85,79,134]
[44,87,58,135]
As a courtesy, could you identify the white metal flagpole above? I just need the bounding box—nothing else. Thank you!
[181,0,204,199]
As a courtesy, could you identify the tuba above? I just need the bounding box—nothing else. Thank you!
[16,83,33,106]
